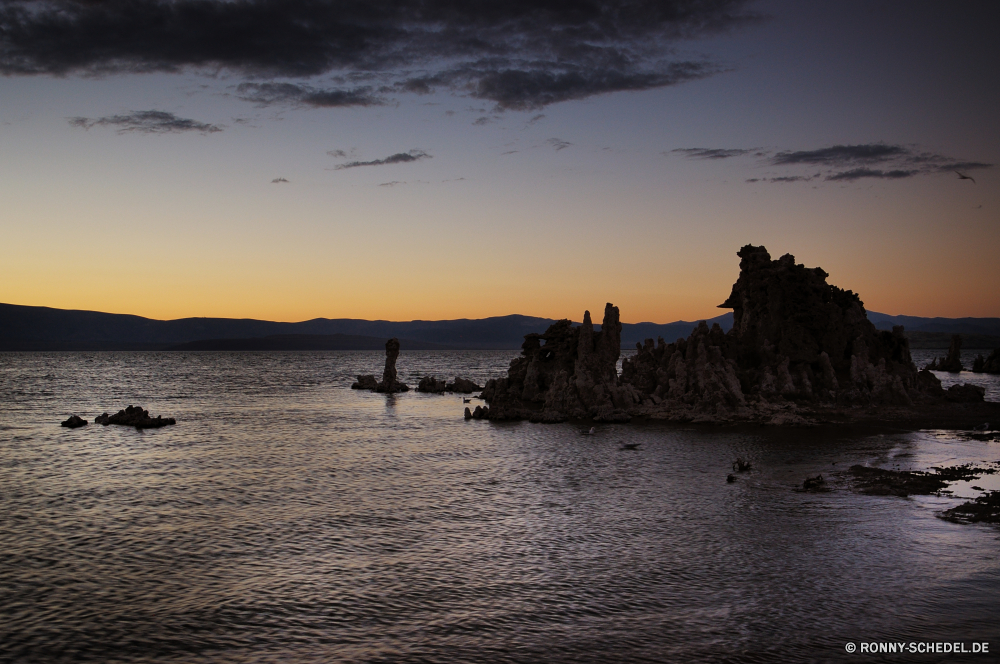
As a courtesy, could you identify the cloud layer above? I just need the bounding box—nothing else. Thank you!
[673,142,992,183]
[1,0,758,110]
[332,150,430,169]
[68,110,222,134]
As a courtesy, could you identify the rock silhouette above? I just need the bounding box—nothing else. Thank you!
[926,334,964,372]
[416,376,483,393]
[480,245,985,423]
[60,415,87,428]
[94,405,175,429]
[351,338,410,393]
[481,303,632,422]
[972,348,1000,374]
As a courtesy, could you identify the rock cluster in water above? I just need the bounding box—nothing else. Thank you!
[416,376,483,393]
[926,334,964,372]
[481,303,633,422]
[973,348,1000,374]
[95,405,176,428]
[481,244,984,424]
[352,338,410,393]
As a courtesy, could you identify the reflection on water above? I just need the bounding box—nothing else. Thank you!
[1,351,998,663]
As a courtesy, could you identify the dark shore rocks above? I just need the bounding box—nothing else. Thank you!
[941,491,1000,524]
[972,348,1000,374]
[95,405,175,429]
[848,463,992,497]
[60,415,87,428]
[945,383,985,403]
[926,334,964,372]
[351,338,410,393]
[417,376,483,394]
[478,244,995,425]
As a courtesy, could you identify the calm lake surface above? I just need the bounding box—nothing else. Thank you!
[2,351,999,663]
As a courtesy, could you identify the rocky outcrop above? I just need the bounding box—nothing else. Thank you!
[61,415,87,428]
[95,405,175,428]
[351,338,410,392]
[945,383,985,403]
[464,405,490,420]
[417,376,483,393]
[417,376,448,393]
[351,375,379,390]
[926,335,964,372]
[481,303,632,422]
[447,377,483,393]
[621,246,928,418]
[479,245,988,424]
[972,349,1000,374]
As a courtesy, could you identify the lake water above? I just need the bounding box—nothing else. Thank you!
[2,351,999,663]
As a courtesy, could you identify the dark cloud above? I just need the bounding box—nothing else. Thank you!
[825,168,917,182]
[672,147,753,159]
[772,144,908,166]
[272,177,289,183]
[0,0,760,110]
[378,180,403,186]
[68,110,221,134]
[679,142,992,185]
[333,149,430,169]
[472,116,496,126]
[236,82,384,107]
[546,138,571,151]
[528,114,546,125]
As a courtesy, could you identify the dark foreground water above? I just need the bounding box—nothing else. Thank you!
[2,352,999,664]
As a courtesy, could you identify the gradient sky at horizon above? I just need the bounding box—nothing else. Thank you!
[1,0,997,324]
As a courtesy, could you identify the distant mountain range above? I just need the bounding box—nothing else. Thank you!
[2,302,998,351]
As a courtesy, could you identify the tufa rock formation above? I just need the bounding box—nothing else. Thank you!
[620,245,933,419]
[481,303,633,422]
[352,338,410,393]
[95,405,176,429]
[926,335,964,372]
[972,348,1000,374]
[481,245,985,423]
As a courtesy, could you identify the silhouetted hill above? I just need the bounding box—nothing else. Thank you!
[166,334,448,351]
[1,302,996,351]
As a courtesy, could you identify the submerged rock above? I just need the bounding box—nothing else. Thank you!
[95,405,175,429]
[941,490,1000,524]
[60,415,87,428]
[972,348,1000,374]
[926,334,964,372]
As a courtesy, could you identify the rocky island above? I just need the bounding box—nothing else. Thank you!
[481,245,994,426]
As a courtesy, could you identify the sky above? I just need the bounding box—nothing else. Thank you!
[1,0,998,324]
